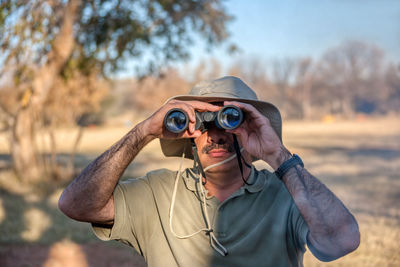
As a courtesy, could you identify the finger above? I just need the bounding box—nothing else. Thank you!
[229,126,247,136]
[186,100,221,112]
[165,100,197,125]
[165,100,220,125]
[224,101,263,118]
[224,100,270,126]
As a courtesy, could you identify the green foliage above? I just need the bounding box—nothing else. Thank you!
[1,0,232,80]
[75,0,232,76]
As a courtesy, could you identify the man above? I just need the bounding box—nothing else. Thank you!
[59,76,360,266]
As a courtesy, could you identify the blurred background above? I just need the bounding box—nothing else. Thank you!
[0,0,399,266]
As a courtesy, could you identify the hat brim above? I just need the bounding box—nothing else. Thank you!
[159,95,282,160]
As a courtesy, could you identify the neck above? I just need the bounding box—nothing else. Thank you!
[203,165,251,203]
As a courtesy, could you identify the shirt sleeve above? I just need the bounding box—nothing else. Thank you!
[91,177,157,255]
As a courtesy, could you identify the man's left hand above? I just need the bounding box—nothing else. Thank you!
[224,101,291,170]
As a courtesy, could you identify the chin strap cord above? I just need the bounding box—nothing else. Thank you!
[232,134,254,186]
[203,150,243,172]
[190,139,207,185]
[169,139,228,256]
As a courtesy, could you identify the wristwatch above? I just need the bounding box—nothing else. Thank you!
[274,154,304,180]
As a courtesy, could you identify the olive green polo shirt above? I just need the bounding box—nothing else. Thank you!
[93,166,309,267]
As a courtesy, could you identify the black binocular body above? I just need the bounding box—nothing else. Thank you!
[164,105,244,133]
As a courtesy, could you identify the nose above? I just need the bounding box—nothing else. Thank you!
[207,126,229,144]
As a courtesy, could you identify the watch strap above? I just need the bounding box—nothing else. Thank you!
[274,154,304,180]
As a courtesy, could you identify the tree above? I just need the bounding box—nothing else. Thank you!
[314,40,386,117]
[228,58,274,105]
[293,58,313,119]
[269,58,296,117]
[384,63,400,112]
[134,68,189,112]
[0,0,233,181]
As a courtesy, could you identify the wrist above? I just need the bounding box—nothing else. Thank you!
[268,147,292,170]
[131,120,156,144]
[274,154,304,180]
[140,117,159,138]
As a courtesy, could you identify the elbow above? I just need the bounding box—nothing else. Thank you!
[325,229,360,262]
[341,223,360,255]
[334,223,361,260]
[309,222,361,262]
[58,190,111,223]
[330,227,360,262]
[58,191,78,220]
[335,213,361,259]
[335,218,360,258]
[58,191,70,217]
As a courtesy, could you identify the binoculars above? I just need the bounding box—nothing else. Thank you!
[164,105,244,133]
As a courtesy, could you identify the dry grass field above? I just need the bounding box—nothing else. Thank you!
[0,116,399,266]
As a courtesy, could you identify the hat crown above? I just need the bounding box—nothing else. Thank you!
[189,76,258,100]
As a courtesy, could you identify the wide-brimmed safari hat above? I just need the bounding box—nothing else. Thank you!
[160,76,282,159]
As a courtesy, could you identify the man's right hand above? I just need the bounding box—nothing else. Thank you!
[58,99,219,225]
[141,100,221,140]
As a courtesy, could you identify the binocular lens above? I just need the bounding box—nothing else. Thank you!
[164,109,188,133]
[218,106,243,129]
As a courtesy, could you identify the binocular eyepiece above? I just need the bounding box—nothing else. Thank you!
[164,105,244,133]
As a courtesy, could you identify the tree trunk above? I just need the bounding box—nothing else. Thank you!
[66,126,84,177]
[48,127,59,179]
[301,81,312,120]
[10,108,41,181]
[9,0,80,182]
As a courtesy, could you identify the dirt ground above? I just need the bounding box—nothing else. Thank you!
[0,116,399,266]
[0,242,146,267]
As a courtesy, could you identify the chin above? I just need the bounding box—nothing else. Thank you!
[204,158,238,173]
[205,166,232,175]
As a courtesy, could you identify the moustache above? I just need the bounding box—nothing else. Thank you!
[202,143,234,154]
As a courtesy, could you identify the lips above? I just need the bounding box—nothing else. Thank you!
[202,143,234,154]
[208,149,232,158]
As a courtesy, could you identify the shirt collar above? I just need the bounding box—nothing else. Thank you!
[182,165,266,194]
[243,166,266,193]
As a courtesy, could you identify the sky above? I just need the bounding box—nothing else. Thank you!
[121,0,400,77]
[181,0,400,70]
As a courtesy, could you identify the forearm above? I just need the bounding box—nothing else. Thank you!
[59,121,154,220]
[225,101,359,260]
[280,153,360,260]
